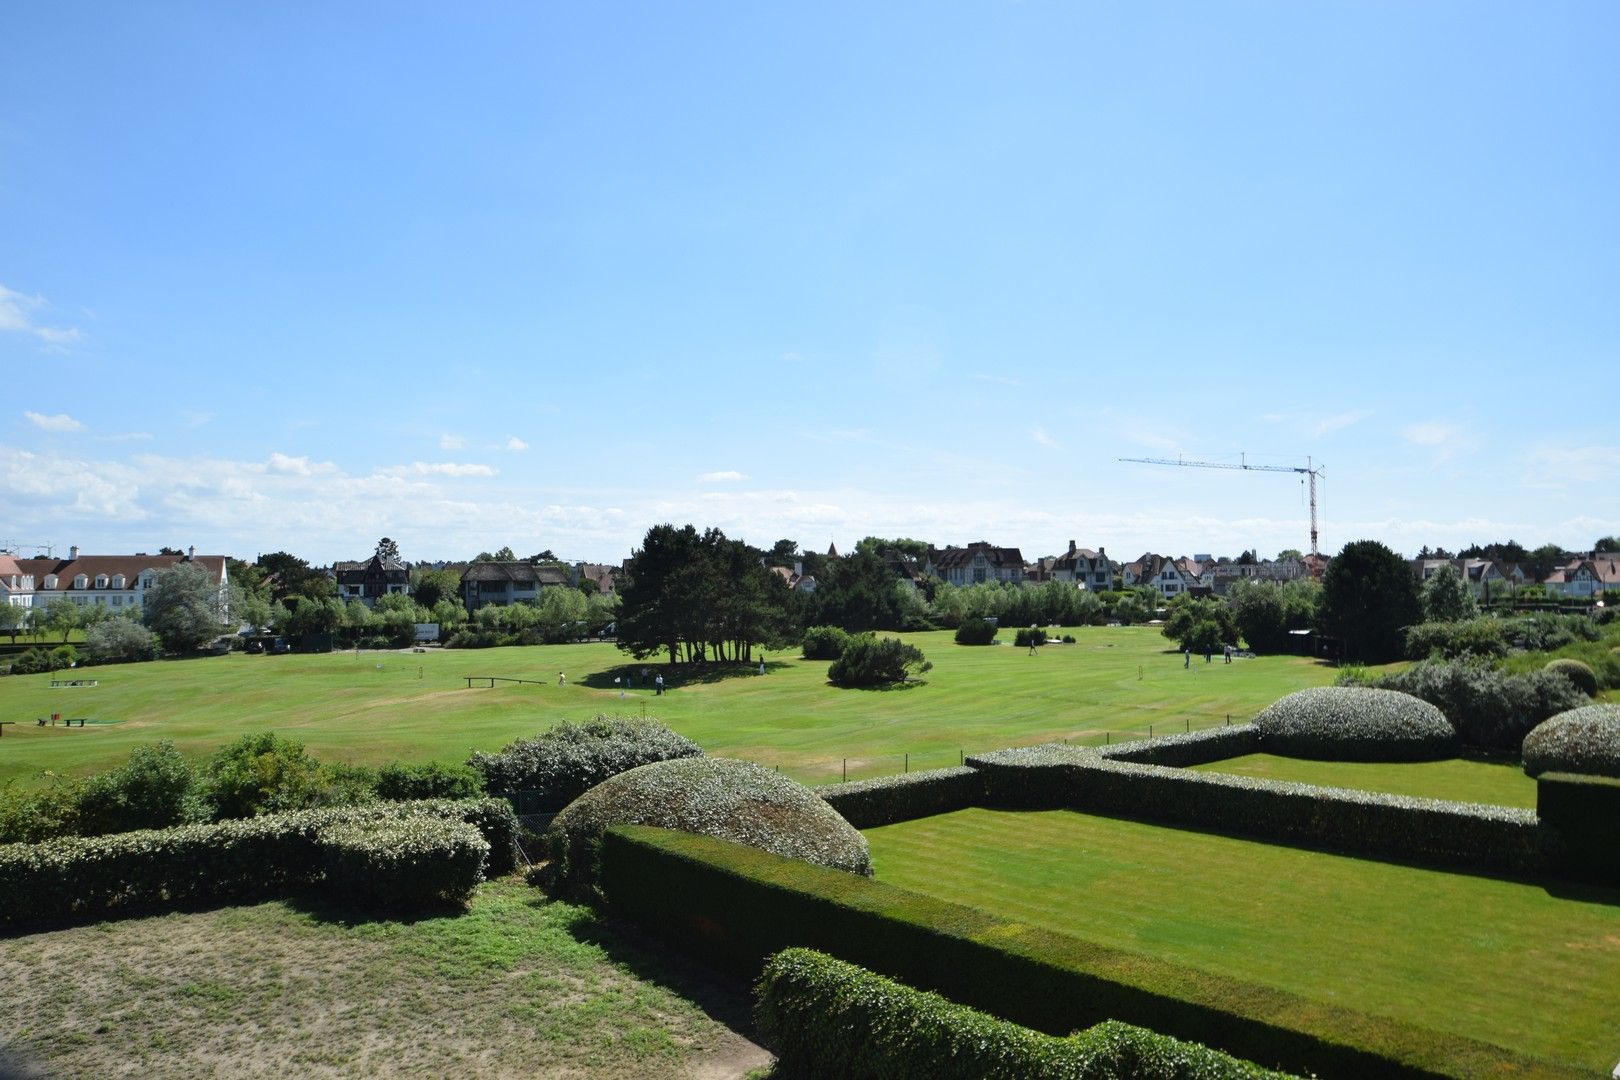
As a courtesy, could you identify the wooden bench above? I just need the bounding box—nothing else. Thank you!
[49,679,98,688]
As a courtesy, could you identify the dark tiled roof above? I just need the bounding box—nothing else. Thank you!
[460,562,569,585]
[18,554,227,590]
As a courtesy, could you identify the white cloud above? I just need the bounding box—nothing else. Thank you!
[439,433,466,451]
[0,285,83,348]
[505,437,528,451]
[1402,421,1457,446]
[1031,426,1060,450]
[379,461,497,478]
[25,411,86,432]
[266,452,339,476]
[698,470,746,483]
[1527,444,1620,485]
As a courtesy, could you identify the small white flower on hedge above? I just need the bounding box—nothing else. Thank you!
[1254,687,1457,761]
[1521,703,1620,779]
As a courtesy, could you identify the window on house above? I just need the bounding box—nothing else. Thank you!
[44,575,58,589]
[96,575,109,588]
[112,575,125,589]
[74,574,88,589]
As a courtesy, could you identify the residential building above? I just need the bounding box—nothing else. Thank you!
[925,542,1025,586]
[3,546,229,614]
[460,561,570,611]
[330,554,410,606]
[1050,542,1113,591]
[1122,553,1197,598]
[1544,555,1620,599]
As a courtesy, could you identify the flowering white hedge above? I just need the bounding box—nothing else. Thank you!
[322,816,488,910]
[1522,703,1620,778]
[547,757,870,899]
[1253,687,1457,761]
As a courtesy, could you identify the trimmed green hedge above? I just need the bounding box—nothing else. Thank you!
[467,715,703,811]
[953,617,997,645]
[601,827,1571,1079]
[967,746,1544,878]
[1535,772,1620,885]
[1342,659,1588,752]
[819,767,986,829]
[322,816,488,911]
[0,797,517,926]
[1542,658,1598,698]
[1521,704,1620,779]
[1253,687,1457,761]
[756,948,1293,1080]
[1098,725,1260,767]
[546,757,870,899]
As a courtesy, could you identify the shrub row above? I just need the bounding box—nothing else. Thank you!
[1535,772,1620,885]
[323,816,489,910]
[1341,659,1589,752]
[1402,618,1507,660]
[756,947,1292,1080]
[1097,725,1260,768]
[0,797,518,926]
[965,747,1545,878]
[819,767,986,829]
[1251,688,1457,761]
[599,826,1563,1079]
[467,715,702,809]
[1013,627,1048,648]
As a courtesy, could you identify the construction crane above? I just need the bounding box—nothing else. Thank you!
[1118,454,1325,564]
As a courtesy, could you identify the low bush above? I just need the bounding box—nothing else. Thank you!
[1543,658,1598,698]
[374,761,484,801]
[321,815,488,911]
[203,732,326,819]
[1253,687,1457,761]
[1504,613,1601,652]
[1341,659,1588,752]
[756,948,1290,1080]
[467,715,702,810]
[967,745,1543,878]
[819,767,985,829]
[802,625,852,660]
[1013,627,1048,649]
[0,797,517,927]
[953,618,997,646]
[85,619,161,663]
[601,827,1545,1079]
[1521,704,1620,779]
[827,634,931,688]
[1503,638,1620,691]
[1402,618,1507,660]
[74,741,209,836]
[10,647,73,675]
[546,757,870,900]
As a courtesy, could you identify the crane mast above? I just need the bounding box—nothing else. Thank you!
[1118,454,1324,564]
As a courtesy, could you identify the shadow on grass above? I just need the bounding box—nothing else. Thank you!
[825,679,928,692]
[282,887,476,929]
[517,882,766,1051]
[579,661,792,692]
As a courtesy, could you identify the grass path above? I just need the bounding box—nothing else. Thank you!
[0,628,1334,786]
[865,807,1620,1072]
[0,877,767,1079]
[1191,752,1540,808]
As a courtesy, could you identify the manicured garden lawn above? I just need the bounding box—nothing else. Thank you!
[0,628,1334,787]
[1191,753,1539,808]
[865,807,1620,1072]
[0,876,765,1078]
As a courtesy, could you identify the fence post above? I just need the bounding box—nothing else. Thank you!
[960,749,964,766]
[842,758,847,783]
[1149,724,1153,738]
[1105,731,1110,745]
[1186,718,1190,733]
[904,753,909,773]
[1226,713,1230,726]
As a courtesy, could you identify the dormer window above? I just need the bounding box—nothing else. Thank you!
[74,574,88,590]
[112,574,125,589]
[95,574,109,589]
[142,574,156,590]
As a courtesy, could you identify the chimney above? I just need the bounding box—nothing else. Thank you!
[186,545,195,561]
[69,545,79,560]
[1068,540,1076,555]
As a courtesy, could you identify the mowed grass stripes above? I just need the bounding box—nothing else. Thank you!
[865,807,1620,1072]
[1191,753,1540,808]
[0,627,1333,786]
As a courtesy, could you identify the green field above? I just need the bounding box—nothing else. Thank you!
[1192,752,1540,808]
[0,876,765,1078]
[0,628,1333,787]
[865,807,1620,1072]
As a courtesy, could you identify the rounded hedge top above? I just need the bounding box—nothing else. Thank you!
[467,715,702,810]
[1521,703,1620,778]
[547,757,871,895]
[1254,686,1457,761]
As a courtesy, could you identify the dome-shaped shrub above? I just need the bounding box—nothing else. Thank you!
[466,715,702,811]
[1543,658,1599,698]
[1521,704,1620,778]
[546,757,871,899]
[1254,687,1457,761]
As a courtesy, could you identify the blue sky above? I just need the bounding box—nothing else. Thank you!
[3,3,1616,565]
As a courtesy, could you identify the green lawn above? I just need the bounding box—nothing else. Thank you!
[0,876,765,1078]
[1191,753,1540,808]
[0,628,1333,787]
[865,808,1620,1072]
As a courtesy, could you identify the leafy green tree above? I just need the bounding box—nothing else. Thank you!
[1276,549,1304,562]
[1226,580,1318,653]
[475,546,518,562]
[537,585,589,643]
[1161,596,1237,653]
[282,595,342,638]
[142,563,229,652]
[255,551,321,602]
[0,603,24,644]
[811,548,905,631]
[827,634,932,687]
[1318,540,1422,664]
[202,733,324,819]
[1595,536,1620,554]
[411,568,462,609]
[1421,563,1478,622]
[85,619,161,662]
[41,597,81,643]
[375,537,401,563]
